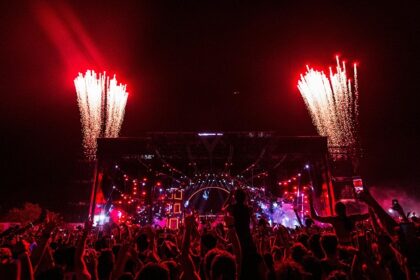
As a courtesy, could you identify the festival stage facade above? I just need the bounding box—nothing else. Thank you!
[90,132,337,228]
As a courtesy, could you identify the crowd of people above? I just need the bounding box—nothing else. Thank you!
[0,186,419,280]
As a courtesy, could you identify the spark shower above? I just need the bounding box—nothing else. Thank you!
[74,70,128,160]
[298,56,359,155]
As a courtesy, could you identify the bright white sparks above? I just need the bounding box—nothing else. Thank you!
[105,76,128,138]
[297,57,359,152]
[74,70,128,160]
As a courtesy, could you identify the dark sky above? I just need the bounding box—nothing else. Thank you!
[1,1,419,212]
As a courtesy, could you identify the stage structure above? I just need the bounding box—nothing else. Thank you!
[90,132,332,228]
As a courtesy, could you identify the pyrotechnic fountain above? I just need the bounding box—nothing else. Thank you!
[74,70,128,160]
[298,56,360,161]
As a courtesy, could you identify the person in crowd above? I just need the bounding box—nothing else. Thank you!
[308,191,370,244]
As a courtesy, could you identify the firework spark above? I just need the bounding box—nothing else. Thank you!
[74,70,128,159]
[297,56,359,154]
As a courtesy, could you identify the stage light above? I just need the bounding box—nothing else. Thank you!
[305,164,310,169]
[203,190,209,200]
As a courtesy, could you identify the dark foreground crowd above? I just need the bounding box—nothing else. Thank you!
[1,187,419,280]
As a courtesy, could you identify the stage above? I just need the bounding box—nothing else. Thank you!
[90,132,334,228]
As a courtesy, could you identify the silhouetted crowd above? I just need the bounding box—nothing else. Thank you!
[1,187,419,280]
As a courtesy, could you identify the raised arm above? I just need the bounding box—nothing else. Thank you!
[75,220,92,280]
[30,223,55,274]
[225,215,242,279]
[368,207,382,234]
[112,242,132,280]
[180,215,200,280]
[358,189,398,235]
[16,241,34,280]
[222,190,234,212]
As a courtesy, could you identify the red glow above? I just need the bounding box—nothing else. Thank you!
[33,1,106,86]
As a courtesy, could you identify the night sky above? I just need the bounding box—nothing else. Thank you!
[1,1,419,212]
